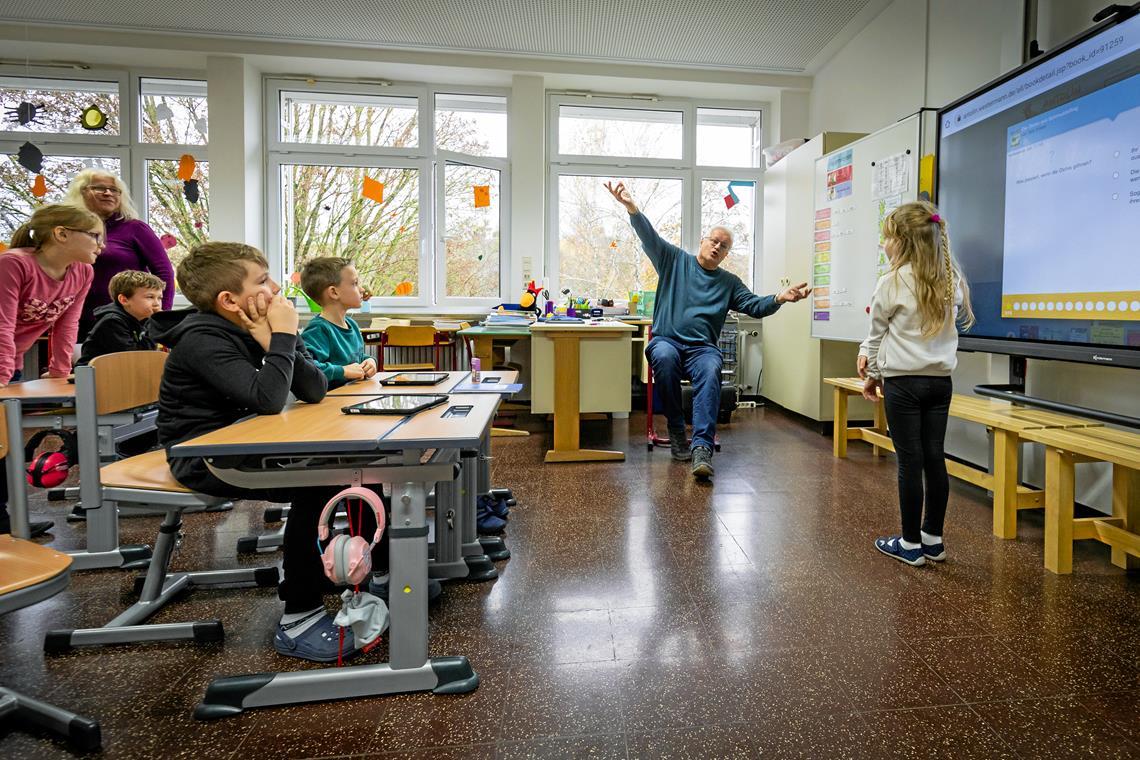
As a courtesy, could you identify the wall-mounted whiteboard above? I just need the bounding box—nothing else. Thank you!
[811,114,921,342]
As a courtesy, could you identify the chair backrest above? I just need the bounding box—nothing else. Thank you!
[88,351,169,415]
[383,325,438,348]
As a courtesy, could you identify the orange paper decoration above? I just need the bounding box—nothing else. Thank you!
[31,174,47,198]
[473,185,490,208]
[0,242,8,253]
[177,154,197,181]
[393,281,414,296]
[362,176,385,204]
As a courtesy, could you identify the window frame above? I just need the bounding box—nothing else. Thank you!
[547,94,766,295]
[265,78,510,311]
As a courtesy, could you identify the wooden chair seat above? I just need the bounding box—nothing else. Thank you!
[99,449,190,493]
[0,535,71,597]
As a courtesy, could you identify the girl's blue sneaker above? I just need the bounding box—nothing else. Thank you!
[874,535,926,566]
[273,612,360,662]
[922,540,946,561]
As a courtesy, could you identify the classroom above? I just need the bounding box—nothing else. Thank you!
[0,0,1137,757]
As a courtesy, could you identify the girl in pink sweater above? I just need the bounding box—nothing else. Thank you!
[0,204,103,386]
[0,204,102,537]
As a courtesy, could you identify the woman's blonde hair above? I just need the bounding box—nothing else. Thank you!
[883,200,975,337]
[61,168,140,221]
[10,204,104,250]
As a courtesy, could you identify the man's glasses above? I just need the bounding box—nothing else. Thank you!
[704,237,732,253]
[64,227,105,244]
[86,184,121,195]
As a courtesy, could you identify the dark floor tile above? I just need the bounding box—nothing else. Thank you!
[974,696,1140,759]
[370,666,509,752]
[511,609,615,664]
[859,705,1016,758]
[819,640,963,711]
[500,661,624,741]
[908,635,1066,703]
[1004,631,1140,694]
[626,724,759,758]
[610,604,707,661]
[749,713,884,759]
[370,744,496,759]
[497,734,627,759]
[1080,692,1140,747]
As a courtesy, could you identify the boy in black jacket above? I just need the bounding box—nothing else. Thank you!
[154,241,380,662]
[76,270,163,365]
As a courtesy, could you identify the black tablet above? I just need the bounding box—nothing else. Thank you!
[341,394,448,415]
[378,372,449,386]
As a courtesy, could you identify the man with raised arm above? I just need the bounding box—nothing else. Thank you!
[605,180,811,479]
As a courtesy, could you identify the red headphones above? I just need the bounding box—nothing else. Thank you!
[25,429,78,489]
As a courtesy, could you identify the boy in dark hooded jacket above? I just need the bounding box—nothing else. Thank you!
[76,270,162,365]
[153,241,383,663]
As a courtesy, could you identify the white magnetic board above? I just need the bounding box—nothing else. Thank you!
[811,114,921,342]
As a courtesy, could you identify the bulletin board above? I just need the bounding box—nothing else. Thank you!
[810,114,922,342]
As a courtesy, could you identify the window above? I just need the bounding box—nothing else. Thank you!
[550,96,764,299]
[140,78,207,145]
[557,174,682,300]
[700,179,754,282]
[435,94,506,157]
[696,108,762,168]
[0,76,120,136]
[558,105,682,160]
[280,163,420,297]
[268,80,509,308]
[145,158,209,273]
[1,154,121,233]
[280,91,418,149]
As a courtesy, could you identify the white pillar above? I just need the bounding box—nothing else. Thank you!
[508,74,545,291]
[205,55,263,250]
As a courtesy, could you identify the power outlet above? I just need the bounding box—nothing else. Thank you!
[522,256,532,281]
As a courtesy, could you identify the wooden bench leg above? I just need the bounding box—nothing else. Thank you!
[1111,464,1139,571]
[993,429,1020,539]
[833,388,848,459]
[872,400,887,458]
[1045,446,1076,574]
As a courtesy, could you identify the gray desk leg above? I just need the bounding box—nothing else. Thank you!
[4,399,29,539]
[194,476,478,720]
[475,429,510,561]
[460,450,497,582]
[430,472,468,580]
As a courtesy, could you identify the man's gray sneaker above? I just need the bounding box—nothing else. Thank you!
[691,446,714,479]
[668,428,691,461]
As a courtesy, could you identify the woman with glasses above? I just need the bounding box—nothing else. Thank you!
[62,170,175,338]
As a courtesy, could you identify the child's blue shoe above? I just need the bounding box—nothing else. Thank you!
[479,494,510,519]
[922,540,946,561]
[273,612,359,663]
[477,511,507,535]
[874,535,926,566]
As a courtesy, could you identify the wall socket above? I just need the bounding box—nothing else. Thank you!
[522,256,532,281]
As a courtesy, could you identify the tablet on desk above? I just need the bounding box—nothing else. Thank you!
[378,372,449,386]
[341,394,448,415]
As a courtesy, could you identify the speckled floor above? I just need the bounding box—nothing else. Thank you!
[2,406,1137,759]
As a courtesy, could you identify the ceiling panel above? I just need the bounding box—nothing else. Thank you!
[0,1,873,73]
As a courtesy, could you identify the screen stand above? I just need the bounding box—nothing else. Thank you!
[974,355,1140,430]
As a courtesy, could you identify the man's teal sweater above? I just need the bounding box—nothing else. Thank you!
[630,212,780,346]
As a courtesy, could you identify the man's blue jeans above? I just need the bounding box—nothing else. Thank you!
[645,335,723,451]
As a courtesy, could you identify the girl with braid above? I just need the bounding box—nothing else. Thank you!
[857,201,975,566]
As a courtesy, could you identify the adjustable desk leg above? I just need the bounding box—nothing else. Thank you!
[194,477,477,720]
[3,399,29,539]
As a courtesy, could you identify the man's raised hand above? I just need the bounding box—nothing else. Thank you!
[603,181,638,215]
[776,282,813,304]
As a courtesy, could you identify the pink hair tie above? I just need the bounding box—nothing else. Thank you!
[930,214,942,224]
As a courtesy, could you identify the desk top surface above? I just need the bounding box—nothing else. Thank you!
[0,378,76,402]
[530,321,636,335]
[329,370,518,396]
[171,392,500,458]
[458,325,533,337]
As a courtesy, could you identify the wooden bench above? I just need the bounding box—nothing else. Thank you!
[1018,425,1140,574]
[825,377,1102,539]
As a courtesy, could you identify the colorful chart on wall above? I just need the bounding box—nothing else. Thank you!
[811,113,921,342]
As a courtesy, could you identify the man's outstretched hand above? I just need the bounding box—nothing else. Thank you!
[604,181,639,215]
[776,282,812,304]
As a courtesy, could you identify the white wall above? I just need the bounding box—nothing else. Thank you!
[807,0,1139,512]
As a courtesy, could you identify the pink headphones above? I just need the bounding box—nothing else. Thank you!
[318,487,387,586]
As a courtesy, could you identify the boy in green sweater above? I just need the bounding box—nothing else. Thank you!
[300,257,377,388]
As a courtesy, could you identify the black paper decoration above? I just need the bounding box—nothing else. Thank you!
[6,101,44,125]
[183,179,200,204]
[16,142,43,174]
